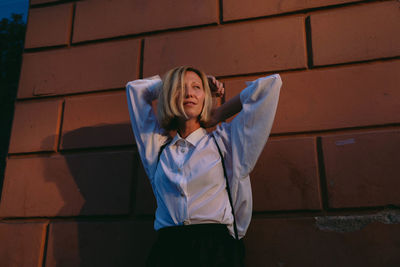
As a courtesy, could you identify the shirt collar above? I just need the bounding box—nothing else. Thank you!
[171,127,207,148]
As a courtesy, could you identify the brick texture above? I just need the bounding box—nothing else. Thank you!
[251,137,321,211]
[224,60,400,133]
[0,152,136,217]
[322,129,400,208]
[8,99,62,154]
[143,16,307,77]
[5,0,400,266]
[61,92,133,150]
[73,0,218,43]
[223,0,362,21]
[18,39,140,98]
[311,1,400,66]
[245,217,400,267]
[45,220,156,267]
[25,3,73,49]
[0,222,46,267]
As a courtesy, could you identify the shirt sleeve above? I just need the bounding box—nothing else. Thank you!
[126,75,168,180]
[215,74,282,180]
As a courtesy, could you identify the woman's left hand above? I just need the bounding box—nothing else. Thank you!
[207,75,224,98]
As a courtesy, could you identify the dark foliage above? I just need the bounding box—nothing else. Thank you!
[0,13,26,189]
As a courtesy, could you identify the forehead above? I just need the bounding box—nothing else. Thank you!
[184,71,202,83]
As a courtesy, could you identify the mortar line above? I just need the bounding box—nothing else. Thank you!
[6,124,400,159]
[138,39,144,79]
[2,206,398,222]
[68,2,76,46]
[54,100,65,152]
[218,0,224,24]
[39,221,50,267]
[304,16,314,69]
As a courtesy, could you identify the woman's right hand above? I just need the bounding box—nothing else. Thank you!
[207,76,224,97]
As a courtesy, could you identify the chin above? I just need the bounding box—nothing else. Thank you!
[183,113,201,121]
[184,110,201,119]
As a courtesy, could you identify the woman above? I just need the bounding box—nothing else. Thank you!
[126,66,282,266]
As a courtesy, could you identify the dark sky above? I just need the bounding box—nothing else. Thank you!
[0,0,29,21]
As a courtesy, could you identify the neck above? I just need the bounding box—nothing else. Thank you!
[177,118,201,139]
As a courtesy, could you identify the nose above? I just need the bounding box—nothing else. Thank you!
[184,85,195,98]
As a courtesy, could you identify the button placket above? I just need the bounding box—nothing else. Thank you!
[180,141,187,154]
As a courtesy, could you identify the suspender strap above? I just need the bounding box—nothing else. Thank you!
[212,135,239,240]
[157,139,171,163]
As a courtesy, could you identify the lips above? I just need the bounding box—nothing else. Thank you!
[183,101,196,106]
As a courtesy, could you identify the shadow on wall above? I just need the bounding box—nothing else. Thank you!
[41,123,156,267]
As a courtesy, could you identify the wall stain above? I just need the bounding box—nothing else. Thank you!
[315,209,400,232]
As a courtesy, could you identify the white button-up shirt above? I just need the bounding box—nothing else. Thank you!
[126,74,281,238]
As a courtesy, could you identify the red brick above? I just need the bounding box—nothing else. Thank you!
[45,220,156,267]
[0,222,46,267]
[143,16,307,77]
[18,39,140,98]
[224,60,400,133]
[61,91,134,150]
[0,151,136,217]
[245,217,400,267]
[134,161,156,215]
[223,0,362,21]
[311,1,400,66]
[8,99,62,154]
[251,137,321,211]
[73,0,218,43]
[322,129,400,208]
[25,4,73,49]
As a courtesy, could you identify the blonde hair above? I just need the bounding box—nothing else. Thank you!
[157,66,212,131]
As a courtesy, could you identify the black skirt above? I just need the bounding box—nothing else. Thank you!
[146,224,245,267]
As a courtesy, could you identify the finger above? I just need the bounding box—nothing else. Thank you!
[215,81,221,90]
[217,85,224,97]
[219,83,224,93]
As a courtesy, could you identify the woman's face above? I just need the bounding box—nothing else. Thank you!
[178,71,205,120]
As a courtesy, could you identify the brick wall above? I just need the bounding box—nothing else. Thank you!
[1,0,399,266]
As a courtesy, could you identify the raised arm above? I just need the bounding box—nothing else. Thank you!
[126,76,168,179]
[205,76,242,127]
[207,94,242,127]
[214,74,282,179]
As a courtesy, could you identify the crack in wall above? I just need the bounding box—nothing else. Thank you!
[315,209,400,232]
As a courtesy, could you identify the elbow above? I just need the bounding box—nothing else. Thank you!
[272,74,283,90]
[125,81,133,95]
[126,81,135,92]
